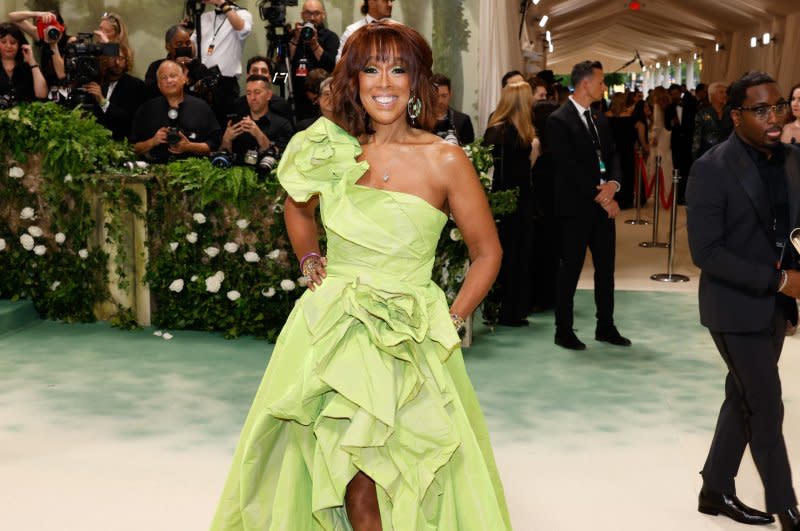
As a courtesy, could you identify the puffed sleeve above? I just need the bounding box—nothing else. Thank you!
[276,118,368,203]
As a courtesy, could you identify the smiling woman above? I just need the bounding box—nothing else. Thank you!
[210,20,511,531]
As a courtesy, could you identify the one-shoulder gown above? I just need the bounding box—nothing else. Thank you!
[210,118,512,531]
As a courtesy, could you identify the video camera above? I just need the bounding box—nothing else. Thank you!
[64,33,119,86]
[258,0,299,26]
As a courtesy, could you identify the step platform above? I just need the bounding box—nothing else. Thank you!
[0,299,41,335]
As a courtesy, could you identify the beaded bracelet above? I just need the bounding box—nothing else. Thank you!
[300,252,321,274]
[451,313,465,334]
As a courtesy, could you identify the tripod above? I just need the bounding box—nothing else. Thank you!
[265,24,296,120]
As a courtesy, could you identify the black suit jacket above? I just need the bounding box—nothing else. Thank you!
[547,99,620,217]
[687,134,800,333]
[92,73,147,142]
[665,99,696,148]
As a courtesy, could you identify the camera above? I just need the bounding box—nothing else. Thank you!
[258,144,282,174]
[36,17,64,42]
[166,107,182,145]
[185,0,206,16]
[258,0,298,26]
[300,21,315,42]
[64,33,119,86]
[210,151,234,168]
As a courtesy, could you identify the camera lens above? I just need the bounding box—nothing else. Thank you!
[301,22,315,41]
[46,27,61,41]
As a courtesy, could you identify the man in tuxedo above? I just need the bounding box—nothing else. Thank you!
[547,60,630,350]
[665,83,697,203]
[84,43,146,141]
[687,71,800,529]
[431,73,474,146]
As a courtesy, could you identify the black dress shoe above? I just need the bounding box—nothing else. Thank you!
[779,507,800,530]
[698,489,774,525]
[595,326,632,346]
[554,330,586,350]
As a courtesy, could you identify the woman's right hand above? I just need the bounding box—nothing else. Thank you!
[36,12,56,23]
[303,256,327,291]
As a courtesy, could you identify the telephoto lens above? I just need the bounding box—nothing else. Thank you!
[300,21,315,41]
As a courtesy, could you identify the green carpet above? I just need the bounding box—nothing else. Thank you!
[0,290,724,451]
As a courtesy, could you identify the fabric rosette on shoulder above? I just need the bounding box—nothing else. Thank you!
[276,118,369,203]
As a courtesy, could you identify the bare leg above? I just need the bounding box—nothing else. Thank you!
[345,471,382,531]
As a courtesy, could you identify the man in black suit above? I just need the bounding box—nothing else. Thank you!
[84,43,146,141]
[665,83,697,203]
[547,60,630,350]
[431,73,474,146]
[687,71,800,529]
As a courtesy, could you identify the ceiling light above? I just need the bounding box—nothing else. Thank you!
[667,60,671,66]
[678,57,682,64]
[545,30,551,42]
[693,52,698,60]
[548,42,554,53]
[539,15,548,28]
[715,43,723,52]
[655,62,660,68]
[750,36,757,48]
[532,0,541,4]
[763,32,771,45]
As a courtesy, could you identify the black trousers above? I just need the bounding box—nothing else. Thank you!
[703,305,797,513]
[554,205,616,333]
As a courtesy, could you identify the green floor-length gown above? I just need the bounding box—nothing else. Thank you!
[210,118,512,530]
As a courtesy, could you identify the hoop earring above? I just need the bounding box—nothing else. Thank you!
[407,94,422,125]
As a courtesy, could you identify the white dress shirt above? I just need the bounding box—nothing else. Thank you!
[337,15,394,62]
[568,96,621,190]
[191,8,253,77]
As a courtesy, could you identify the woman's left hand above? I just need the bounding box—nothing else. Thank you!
[304,256,328,291]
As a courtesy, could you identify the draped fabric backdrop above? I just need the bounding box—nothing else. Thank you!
[478,0,523,135]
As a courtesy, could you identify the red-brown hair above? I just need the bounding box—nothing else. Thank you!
[332,21,437,137]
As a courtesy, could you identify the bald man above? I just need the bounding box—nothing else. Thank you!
[288,0,338,121]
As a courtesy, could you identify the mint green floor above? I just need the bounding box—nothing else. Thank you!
[0,291,723,448]
[4,291,766,531]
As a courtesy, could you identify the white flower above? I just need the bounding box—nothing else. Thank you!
[213,270,225,281]
[8,166,24,178]
[168,279,185,293]
[227,290,241,301]
[204,246,220,257]
[297,276,308,287]
[190,275,198,282]
[205,274,223,293]
[153,330,163,337]
[224,242,239,253]
[186,232,198,243]
[0,238,5,251]
[54,232,66,244]
[50,281,61,291]
[20,234,35,251]
[20,207,35,220]
[262,287,276,298]
[33,245,46,256]
[280,279,296,291]
[162,332,173,340]
[244,251,260,263]
[450,228,462,241]
[236,219,250,229]
[27,226,43,238]
[169,241,179,252]
[192,213,207,224]
[136,161,148,169]
[6,108,20,121]
[78,249,89,259]
[63,174,73,183]
[267,249,281,260]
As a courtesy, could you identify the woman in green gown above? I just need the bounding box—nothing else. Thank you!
[211,21,512,530]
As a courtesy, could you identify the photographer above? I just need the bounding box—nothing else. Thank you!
[288,0,338,122]
[1,23,48,107]
[83,42,146,142]
[8,10,68,90]
[131,60,221,164]
[220,74,293,162]
[431,73,474,146]
[145,24,211,101]
[189,0,253,123]
[232,56,292,123]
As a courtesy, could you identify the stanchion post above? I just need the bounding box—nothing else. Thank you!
[625,145,650,225]
[651,170,690,283]
[639,155,668,248]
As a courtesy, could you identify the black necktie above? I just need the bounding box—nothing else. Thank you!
[583,109,601,150]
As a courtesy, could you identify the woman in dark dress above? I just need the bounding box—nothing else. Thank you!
[0,23,47,106]
[8,10,68,91]
[484,81,538,326]
[606,93,637,209]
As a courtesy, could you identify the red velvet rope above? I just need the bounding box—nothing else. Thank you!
[658,165,674,210]
[634,152,673,209]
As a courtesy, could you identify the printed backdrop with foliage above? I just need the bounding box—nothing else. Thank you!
[0,103,515,341]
